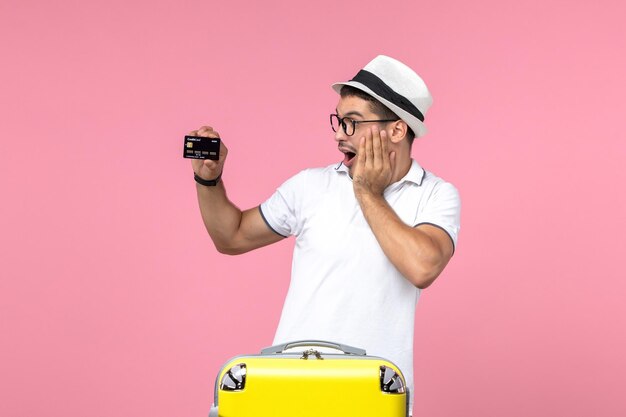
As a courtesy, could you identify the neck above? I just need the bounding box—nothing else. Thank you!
[392,155,413,183]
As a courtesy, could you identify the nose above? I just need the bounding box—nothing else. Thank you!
[334,124,347,142]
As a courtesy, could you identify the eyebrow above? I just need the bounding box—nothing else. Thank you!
[336,109,365,118]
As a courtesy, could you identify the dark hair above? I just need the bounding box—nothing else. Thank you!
[340,85,415,145]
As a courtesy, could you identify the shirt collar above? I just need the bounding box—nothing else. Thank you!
[334,159,425,186]
[403,159,426,186]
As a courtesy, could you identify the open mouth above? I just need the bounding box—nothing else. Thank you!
[343,151,356,166]
[339,145,357,167]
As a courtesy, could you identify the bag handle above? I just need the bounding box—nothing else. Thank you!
[260,340,366,356]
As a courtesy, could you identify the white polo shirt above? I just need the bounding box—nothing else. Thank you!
[259,160,461,413]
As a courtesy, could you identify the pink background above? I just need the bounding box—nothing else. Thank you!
[1,0,625,416]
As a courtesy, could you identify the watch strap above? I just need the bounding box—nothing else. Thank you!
[194,172,222,186]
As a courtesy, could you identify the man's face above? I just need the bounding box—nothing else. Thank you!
[334,95,386,175]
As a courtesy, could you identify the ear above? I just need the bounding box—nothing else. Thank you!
[388,120,408,144]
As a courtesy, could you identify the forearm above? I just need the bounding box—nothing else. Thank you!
[357,192,449,288]
[195,180,246,254]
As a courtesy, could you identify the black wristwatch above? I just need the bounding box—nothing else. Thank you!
[194,172,222,186]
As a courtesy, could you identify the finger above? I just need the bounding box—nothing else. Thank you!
[380,129,390,170]
[365,127,374,166]
[190,158,203,171]
[357,136,366,167]
[196,126,213,135]
[197,131,219,139]
[203,159,219,170]
[197,126,220,138]
[203,141,228,170]
[219,140,228,159]
[191,158,215,177]
[372,125,383,168]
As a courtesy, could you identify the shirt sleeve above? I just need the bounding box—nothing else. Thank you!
[259,170,307,237]
[415,181,461,251]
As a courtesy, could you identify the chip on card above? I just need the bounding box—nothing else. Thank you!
[183,136,220,160]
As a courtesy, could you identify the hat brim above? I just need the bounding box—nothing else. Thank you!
[332,81,427,138]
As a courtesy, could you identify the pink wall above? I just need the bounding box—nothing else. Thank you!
[1,0,625,416]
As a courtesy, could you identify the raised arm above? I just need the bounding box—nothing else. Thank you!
[352,126,455,289]
[190,126,284,254]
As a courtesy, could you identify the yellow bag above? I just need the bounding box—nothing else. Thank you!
[209,340,408,417]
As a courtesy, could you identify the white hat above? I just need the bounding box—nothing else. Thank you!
[332,55,433,138]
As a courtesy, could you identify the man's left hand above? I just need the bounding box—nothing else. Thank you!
[352,125,396,197]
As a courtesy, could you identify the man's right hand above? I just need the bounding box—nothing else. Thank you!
[189,125,283,254]
[188,125,228,181]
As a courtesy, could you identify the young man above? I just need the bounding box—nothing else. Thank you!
[190,55,461,414]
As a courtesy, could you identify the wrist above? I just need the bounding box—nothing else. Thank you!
[354,180,382,198]
[194,171,222,186]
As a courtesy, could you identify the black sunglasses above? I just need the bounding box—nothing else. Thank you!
[330,114,399,136]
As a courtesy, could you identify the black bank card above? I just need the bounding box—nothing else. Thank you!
[183,136,220,160]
